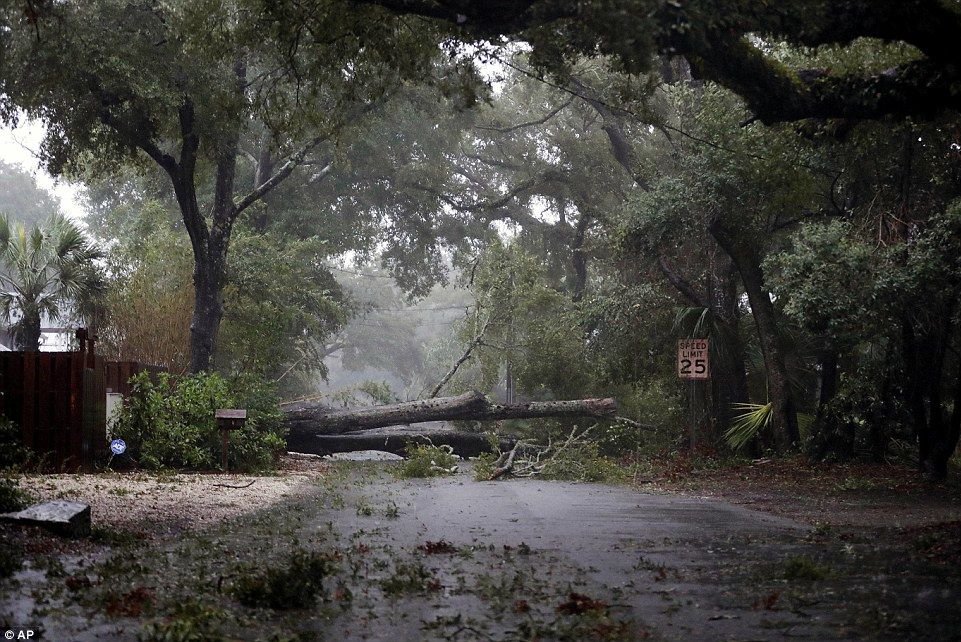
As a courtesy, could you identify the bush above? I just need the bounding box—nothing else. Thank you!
[0,417,31,469]
[231,549,333,609]
[0,477,31,513]
[111,372,285,472]
[397,443,458,478]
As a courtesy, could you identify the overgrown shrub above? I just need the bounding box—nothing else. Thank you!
[0,474,28,580]
[396,443,458,478]
[0,417,31,469]
[0,477,31,513]
[783,555,830,581]
[230,549,333,609]
[111,372,284,472]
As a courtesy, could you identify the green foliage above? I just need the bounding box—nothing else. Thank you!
[396,443,458,478]
[472,450,498,481]
[380,560,437,596]
[137,600,228,642]
[324,380,398,409]
[452,240,597,400]
[0,214,105,350]
[0,160,64,230]
[600,381,683,454]
[539,441,626,484]
[218,231,347,390]
[783,556,830,581]
[725,403,774,452]
[111,371,284,472]
[766,221,880,342]
[230,549,333,610]
[0,476,31,513]
[96,200,194,372]
[0,535,22,578]
[0,417,31,469]
[726,403,813,452]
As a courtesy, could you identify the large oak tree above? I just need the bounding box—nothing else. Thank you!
[0,0,442,371]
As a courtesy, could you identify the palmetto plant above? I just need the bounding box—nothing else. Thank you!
[0,214,104,351]
[725,402,814,452]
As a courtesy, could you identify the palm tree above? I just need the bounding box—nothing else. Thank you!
[0,214,104,351]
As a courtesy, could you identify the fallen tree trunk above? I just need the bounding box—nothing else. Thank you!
[285,423,515,458]
[282,391,618,437]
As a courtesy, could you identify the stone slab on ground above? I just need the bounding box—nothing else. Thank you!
[324,449,405,461]
[1,500,91,537]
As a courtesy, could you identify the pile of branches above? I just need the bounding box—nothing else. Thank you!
[487,424,599,480]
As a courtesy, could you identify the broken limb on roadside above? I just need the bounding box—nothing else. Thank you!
[281,391,620,457]
[282,391,618,436]
[488,423,599,480]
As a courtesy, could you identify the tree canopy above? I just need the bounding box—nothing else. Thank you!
[334,0,961,123]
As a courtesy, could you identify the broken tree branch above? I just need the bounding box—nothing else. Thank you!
[427,316,492,398]
[282,391,618,437]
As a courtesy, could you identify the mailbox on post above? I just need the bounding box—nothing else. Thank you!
[215,409,247,472]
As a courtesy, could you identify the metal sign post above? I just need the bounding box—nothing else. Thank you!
[678,339,710,452]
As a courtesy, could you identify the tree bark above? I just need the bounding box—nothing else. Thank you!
[285,424,514,458]
[903,313,961,481]
[707,252,749,438]
[283,391,618,437]
[17,309,42,351]
[709,219,800,449]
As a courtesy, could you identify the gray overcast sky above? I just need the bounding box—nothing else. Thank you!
[0,119,85,220]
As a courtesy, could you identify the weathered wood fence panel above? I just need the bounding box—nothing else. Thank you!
[0,351,97,471]
[105,361,166,395]
[1,352,168,471]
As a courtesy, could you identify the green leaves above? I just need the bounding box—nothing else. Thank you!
[111,371,284,472]
[724,402,774,452]
[0,213,104,350]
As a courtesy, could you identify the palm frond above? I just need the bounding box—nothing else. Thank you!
[724,402,773,451]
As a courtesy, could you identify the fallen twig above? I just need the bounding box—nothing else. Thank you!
[212,480,257,489]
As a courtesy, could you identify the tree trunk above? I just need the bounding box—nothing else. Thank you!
[16,309,42,351]
[903,315,961,481]
[570,213,591,302]
[811,346,843,460]
[708,253,749,437]
[709,220,800,449]
[286,423,515,458]
[283,391,618,437]
[189,252,226,374]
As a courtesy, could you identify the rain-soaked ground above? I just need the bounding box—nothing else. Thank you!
[2,461,960,641]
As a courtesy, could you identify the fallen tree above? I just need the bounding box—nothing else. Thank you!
[282,391,618,436]
[282,391,619,458]
[284,424,515,458]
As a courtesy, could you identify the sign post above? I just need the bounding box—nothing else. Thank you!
[678,339,710,452]
[215,409,247,473]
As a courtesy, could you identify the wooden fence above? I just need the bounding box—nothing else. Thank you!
[0,351,166,472]
[105,361,167,396]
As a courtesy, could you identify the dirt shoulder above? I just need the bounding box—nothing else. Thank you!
[634,454,961,529]
[10,454,330,537]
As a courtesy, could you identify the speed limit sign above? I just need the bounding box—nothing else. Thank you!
[677,339,710,380]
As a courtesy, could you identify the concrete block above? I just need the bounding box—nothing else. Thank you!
[1,500,92,537]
